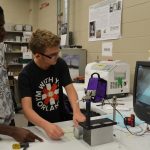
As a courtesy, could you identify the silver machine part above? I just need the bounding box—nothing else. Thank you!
[83,125,114,146]
[73,126,83,139]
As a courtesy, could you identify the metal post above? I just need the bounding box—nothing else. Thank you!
[112,96,117,122]
[64,0,69,46]
[86,100,91,129]
[57,0,61,36]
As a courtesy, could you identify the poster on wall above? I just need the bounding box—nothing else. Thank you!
[89,0,122,41]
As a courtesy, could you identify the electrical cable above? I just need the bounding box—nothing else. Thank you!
[103,99,149,136]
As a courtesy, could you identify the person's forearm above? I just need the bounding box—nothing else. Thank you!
[21,98,51,129]
[69,97,80,113]
[23,107,50,129]
[0,124,16,136]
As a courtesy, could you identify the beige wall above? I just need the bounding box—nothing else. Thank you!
[0,0,57,32]
[72,0,150,92]
[1,0,150,92]
[37,0,57,34]
[29,0,39,30]
[0,0,30,24]
[0,0,38,29]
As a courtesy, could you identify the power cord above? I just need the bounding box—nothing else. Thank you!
[102,99,149,136]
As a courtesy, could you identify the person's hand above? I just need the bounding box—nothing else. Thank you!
[43,123,64,140]
[73,111,86,127]
[11,127,43,142]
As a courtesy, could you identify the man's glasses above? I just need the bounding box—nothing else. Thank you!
[39,51,60,59]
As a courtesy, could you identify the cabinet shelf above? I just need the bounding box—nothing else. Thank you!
[5,51,22,54]
[4,41,28,44]
[5,30,23,33]
[7,63,23,66]
[5,31,32,34]
[4,30,32,76]
[4,30,32,110]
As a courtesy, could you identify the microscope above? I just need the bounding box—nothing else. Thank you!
[78,73,116,146]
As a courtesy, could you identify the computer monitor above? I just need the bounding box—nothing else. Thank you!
[133,61,150,124]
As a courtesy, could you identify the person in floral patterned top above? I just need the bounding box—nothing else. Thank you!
[0,6,43,143]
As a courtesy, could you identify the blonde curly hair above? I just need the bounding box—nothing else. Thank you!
[29,29,60,54]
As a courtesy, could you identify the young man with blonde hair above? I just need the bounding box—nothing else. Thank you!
[18,29,85,140]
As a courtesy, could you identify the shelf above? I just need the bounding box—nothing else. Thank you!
[4,31,31,76]
[5,51,22,54]
[5,31,32,34]
[7,63,23,66]
[4,41,28,44]
[5,30,24,33]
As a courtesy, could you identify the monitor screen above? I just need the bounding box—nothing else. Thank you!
[136,65,150,105]
[133,61,150,124]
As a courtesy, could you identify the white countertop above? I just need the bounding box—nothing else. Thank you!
[1,119,150,150]
[1,83,150,150]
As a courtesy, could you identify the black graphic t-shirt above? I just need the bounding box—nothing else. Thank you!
[18,58,72,123]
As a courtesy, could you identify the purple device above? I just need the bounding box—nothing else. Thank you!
[87,73,107,102]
